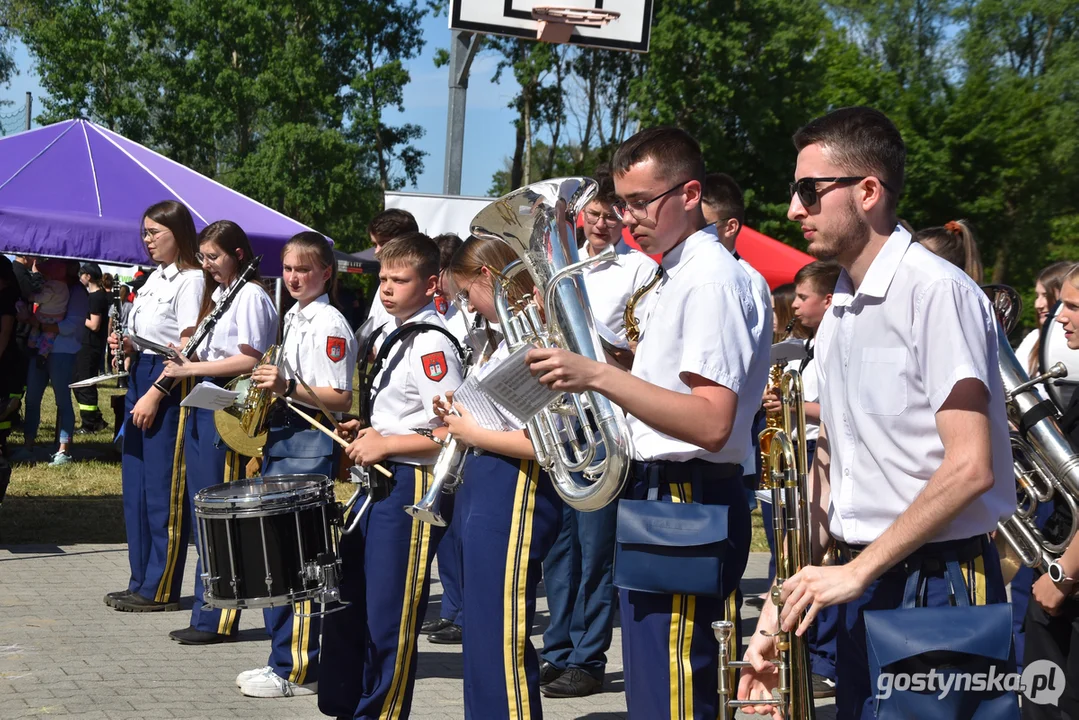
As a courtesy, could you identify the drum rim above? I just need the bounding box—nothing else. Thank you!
[193,475,335,515]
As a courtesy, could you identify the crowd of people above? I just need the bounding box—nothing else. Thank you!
[11,103,1079,720]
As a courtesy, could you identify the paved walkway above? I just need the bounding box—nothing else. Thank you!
[0,546,835,719]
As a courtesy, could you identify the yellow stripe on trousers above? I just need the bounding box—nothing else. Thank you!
[381,466,433,720]
[502,460,539,720]
[155,377,191,603]
[667,482,695,720]
[961,554,988,606]
[216,450,243,635]
[289,600,312,684]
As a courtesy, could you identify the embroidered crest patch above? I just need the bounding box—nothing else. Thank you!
[422,351,447,382]
[326,336,346,363]
[435,296,449,315]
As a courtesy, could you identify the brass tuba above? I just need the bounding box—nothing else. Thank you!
[214,345,280,456]
[713,369,816,719]
[984,286,1079,579]
[470,177,634,511]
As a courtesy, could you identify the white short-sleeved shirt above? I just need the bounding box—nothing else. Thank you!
[280,294,358,411]
[738,256,774,315]
[629,225,770,464]
[199,281,279,361]
[365,292,392,354]
[129,263,205,352]
[368,303,465,465]
[579,241,660,340]
[815,226,1015,545]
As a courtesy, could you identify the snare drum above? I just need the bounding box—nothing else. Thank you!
[194,474,342,610]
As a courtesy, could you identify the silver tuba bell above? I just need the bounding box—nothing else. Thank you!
[470,177,634,511]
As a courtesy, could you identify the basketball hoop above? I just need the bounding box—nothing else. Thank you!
[531,6,621,44]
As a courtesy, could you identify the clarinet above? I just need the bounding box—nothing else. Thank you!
[109,284,126,377]
[154,256,263,396]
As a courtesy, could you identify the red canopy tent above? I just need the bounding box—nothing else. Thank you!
[619,226,813,290]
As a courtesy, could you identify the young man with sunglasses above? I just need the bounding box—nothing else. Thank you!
[738,107,1015,719]
[527,127,771,719]
[537,169,658,699]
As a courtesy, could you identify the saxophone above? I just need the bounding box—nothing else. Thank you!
[623,267,664,344]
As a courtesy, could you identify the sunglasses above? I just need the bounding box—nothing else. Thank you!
[789,176,895,208]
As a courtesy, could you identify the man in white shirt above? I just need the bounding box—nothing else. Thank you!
[739,107,1015,719]
[538,170,658,699]
[527,127,770,720]
[700,172,772,311]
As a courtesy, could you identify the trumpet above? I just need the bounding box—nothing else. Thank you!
[405,428,468,527]
[714,369,816,720]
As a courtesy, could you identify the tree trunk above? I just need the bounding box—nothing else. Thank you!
[510,115,525,190]
[523,87,533,186]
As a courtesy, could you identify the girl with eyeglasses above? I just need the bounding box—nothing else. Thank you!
[159,220,278,646]
[105,200,204,613]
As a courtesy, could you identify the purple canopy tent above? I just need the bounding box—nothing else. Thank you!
[0,119,325,276]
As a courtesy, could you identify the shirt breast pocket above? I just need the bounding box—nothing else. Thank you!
[858,347,907,416]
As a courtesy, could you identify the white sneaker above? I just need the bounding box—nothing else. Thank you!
[239,666,317,698]
[235,665,273,688]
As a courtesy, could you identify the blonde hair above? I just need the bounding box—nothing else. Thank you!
[913,219,983,283]
[448,236,535,359]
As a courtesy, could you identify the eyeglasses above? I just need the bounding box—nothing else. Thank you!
[583,208,621,226]
[141,226,171,239]
[789,176,895,208]
[195,251,222,264]
[453,273,481,308]
[612,180,689,222]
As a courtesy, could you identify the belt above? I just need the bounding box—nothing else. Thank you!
[835,534,988,574]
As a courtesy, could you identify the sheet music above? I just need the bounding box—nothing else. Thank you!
[179,381,240,411]
[451,372,514,432]
[477,343,560,426]
[770,337,807,365]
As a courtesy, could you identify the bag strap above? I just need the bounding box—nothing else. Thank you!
[901,555,972,608]
[645,467,703,504]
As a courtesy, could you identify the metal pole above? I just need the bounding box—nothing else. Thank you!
[24,92,31,131]
[443,31,482,195]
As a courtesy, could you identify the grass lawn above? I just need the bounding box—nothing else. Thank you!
[0,382,770,551]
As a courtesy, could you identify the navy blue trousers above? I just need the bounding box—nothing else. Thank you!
[184,404,246,635]
[436,504,464,625]
[259,419,337,686]
[619,459,751,720]
[834,536,1008,720]
[319,461,448,720]
[454,452,562,720]
[539,499,617,678]
[120,356,192,603]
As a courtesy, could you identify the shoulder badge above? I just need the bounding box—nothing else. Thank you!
[435,295,449,315]
[421,351,447,382]
[326,336,346,363]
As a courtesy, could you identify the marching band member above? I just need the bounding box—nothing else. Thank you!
[912,219,984,284]
[160,220,278,645]
[423,231,469,645]
[435,235,565,718]
[538,170,657,699]
[527,127,770,720]
[363,209,420,354]
[1022,264,1079,719]
[761,260,842,698]
[319,232,464,719]
[738,107,1015,719]
[235,231,358,699]
[106,200,204,613]
[700,172,772,310]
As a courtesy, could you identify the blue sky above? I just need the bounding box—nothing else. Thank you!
[0,12,521,198]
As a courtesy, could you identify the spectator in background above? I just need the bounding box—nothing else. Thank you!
[0,256,20,511]
[8,255,42,419]
[18,259,88,466]
[72,262,110,433]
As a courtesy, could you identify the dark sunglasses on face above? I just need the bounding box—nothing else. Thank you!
[789,176,895,208]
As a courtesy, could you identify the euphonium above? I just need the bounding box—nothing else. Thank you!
[713,369,816,720]
[470,177,634,511]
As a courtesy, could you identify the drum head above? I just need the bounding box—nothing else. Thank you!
[194,474,333,516]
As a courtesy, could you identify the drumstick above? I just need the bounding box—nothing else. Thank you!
[283,398,393,478]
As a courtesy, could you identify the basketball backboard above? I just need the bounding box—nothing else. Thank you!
[449,0,654,53]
